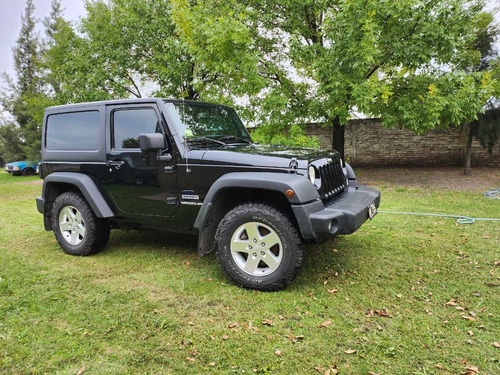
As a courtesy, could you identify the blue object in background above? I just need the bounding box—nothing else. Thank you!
[5,160,40,176]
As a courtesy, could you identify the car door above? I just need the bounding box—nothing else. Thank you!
[105,103,178,218]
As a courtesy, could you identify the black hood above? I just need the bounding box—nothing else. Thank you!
[199,144,340,170]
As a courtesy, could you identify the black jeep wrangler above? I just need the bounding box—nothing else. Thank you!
[36,98,380,291]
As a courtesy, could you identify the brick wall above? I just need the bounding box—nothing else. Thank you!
[305,119,500,167]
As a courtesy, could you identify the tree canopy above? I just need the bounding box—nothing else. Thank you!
[1,0,499,161]
[172,0,499,139]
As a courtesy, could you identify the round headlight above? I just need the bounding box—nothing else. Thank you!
[308,166,316,184]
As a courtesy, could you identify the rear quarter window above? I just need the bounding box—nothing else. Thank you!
[46,111,100,150]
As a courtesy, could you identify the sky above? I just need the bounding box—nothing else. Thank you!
[0,0,86,85]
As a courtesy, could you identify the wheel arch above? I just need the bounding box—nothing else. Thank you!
[194,172,319,256]
[42,172,115,219]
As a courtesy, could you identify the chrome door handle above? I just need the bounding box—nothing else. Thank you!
[107,160,125,169]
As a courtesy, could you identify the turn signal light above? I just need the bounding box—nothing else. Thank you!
[285,189,295,198]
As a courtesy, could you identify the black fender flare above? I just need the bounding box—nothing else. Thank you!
[194,172,319,256]
[42,172,115,218]
[194,172,319,229]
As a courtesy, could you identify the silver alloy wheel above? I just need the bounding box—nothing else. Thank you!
[230,221,283,276]
[59,205,86,246]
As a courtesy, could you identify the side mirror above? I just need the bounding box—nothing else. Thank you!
[139,133,166,152]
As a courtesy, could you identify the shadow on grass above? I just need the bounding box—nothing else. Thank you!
[106,229,198,252]
[94,227,362,291]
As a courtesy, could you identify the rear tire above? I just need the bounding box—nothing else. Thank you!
[215,202,303,291]
[51,192,110,256]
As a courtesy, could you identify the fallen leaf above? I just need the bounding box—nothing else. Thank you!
[327,289,338,294]
[261,319,274,326]
[344,349,356,354]
[188,321,194,326]
[468,330,474,336]
[274,349,282,357]
[325,368,339,375]
[77,366,85,375]
[186,357,195,362]
[314,366,325,373]
[445,300,457,306]
[366,309,392,318]
[319,321,332,328]
[279,314,286,320]
[462,316,476,322]
[367,372,381,375]
[473,292,481,297]
[456,306,465,311]
[184,261,191,266]
[434,364,445,370]
[493,342,500,348]
[227,323,238,328]
[286,334,305,343]
[397,294,402,298]
[465,365,478,373]
[323,280,328,285]
[209,362,216,367]
[222,335,229,340]
[494,261,499,267]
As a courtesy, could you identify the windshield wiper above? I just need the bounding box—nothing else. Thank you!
[187,136,226,146]
[217,135,253,144]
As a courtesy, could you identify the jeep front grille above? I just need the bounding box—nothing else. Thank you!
[318,160,346,200]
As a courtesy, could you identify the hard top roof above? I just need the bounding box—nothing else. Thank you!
[46,98,230,112]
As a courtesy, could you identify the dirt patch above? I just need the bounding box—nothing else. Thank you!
[17,179,43,186]
[356,167,500,192]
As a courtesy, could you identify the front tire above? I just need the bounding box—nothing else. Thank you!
[215,202,303,291]
[51,192,110,256]
[22,167,34,176]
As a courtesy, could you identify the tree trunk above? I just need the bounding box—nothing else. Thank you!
[332,116,345,160]
[464,123,473,175]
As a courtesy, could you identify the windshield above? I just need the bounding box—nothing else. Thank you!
[168,101,252,148]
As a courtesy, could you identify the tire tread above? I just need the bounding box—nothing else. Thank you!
[215,202,303,291]
[51,192,110,256]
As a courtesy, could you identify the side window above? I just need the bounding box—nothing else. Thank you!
[46,111,100,150]
[113,108,162,149]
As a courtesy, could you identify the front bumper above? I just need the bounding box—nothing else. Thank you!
[292,185,381,241]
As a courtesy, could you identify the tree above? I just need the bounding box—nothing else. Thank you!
[171,0,498,155]
[41,0,65,94]
[0,122,26,162]
[1,0,43,161]
[45,0,228,104]
[12,0,40,96]
[459,11,499,174]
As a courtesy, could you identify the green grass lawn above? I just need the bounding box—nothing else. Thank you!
[0,169,499,374]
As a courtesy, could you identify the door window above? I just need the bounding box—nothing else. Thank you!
[112,108,162,149]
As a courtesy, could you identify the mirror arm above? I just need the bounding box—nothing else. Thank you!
[157,152,173,163]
